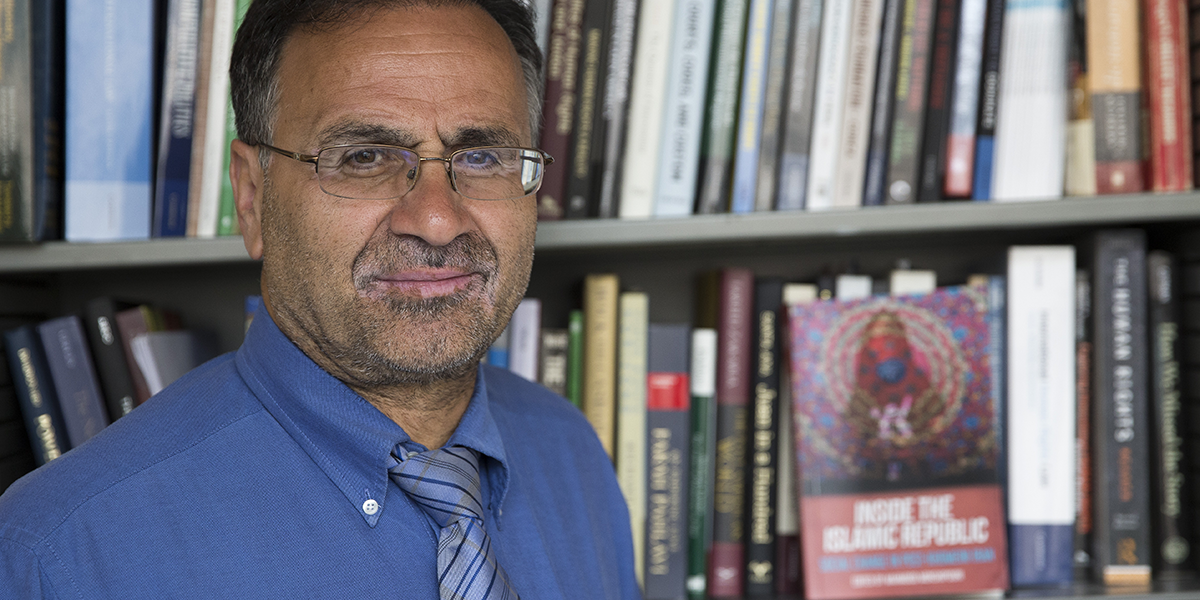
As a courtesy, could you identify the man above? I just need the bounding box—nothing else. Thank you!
[0,1,639,598]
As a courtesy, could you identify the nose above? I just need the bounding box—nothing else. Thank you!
[386,158,473,247]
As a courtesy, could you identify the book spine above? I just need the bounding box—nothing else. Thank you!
[991,0,1069,200]
[3,327,70,465]
[186,0,216,237]
[37,316,110,448]
[1147,250,1192,573]
[1087,0,1146,194]
[536,0,582,220]
[942,0,989,198]
[596,0,639,219]
[566,0,615,218]
[508,298,541,382]
[1090,229,1152,585]
[862,0,905,206]
[775,0,823,211]
[1143,0,1193,192]
[744,278,782,596]
[115,306,159,406]
[884,0,937,205]
[153,0,202,238]
[646,370,692,600]
[752,0,796,212]
[695,0,752,215]
[584,273,620,457]
[831,0,886,209]
[728,0,776,215]
[193,0,235,238]
[708,268,753,597]
[1191,0,1200,181]
[215,0,253,236]
[1006,246,1077,586]
[1064,0,1098,196]
[619,0,679,218]
[655,0,718,217]
[617,291,649,585]
[802,0,852,211]
[64,0,155,241]
[686,328,718,599]
[1074,270,1095,577]
[83,298,138,421]
[567,308,584,408]
[916,0,960,204]
[970,0,1006,200]
[538,328,570,397]
[0,0,35,242]
[30,0,65,241]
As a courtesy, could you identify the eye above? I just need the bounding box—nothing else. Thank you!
[456,149,503,172]
[352,149,380,165]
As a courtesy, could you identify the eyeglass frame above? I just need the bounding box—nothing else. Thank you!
[255,141,555,201]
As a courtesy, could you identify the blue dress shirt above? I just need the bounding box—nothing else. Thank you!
[0,308,639,599]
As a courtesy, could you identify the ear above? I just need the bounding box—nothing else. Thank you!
[229,139,265,260]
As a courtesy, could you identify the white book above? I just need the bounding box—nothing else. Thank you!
[783,282,818,305]
[653,0,718,217]
[990,0,1069,200]
[619,0,680,218]
[889,269,937,296]
[803,0,854,211]
[1006,247,1076,558]
[193,0,235,237]
[834,274,872,300]
[616,291,649,585]
[508,298,541,382]
[831,0,885,209]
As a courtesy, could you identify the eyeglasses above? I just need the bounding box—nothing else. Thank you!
[257,142,554,201]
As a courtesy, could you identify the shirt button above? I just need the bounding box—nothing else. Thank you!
[363,499,380,515]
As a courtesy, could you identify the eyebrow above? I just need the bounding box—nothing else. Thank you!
[441,126,523,150]
[313,122,523,153]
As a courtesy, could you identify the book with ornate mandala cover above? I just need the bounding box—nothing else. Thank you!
[787,283,1009,599]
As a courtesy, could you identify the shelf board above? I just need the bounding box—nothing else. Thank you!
[1,193,1197,273]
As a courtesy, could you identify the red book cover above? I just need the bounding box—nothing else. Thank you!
[1143,0,1193,191]
[788,285,1009,600]
[536,0,584,220]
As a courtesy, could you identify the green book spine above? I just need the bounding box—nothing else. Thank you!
[687,328,718,599]
[216,0,252,236]
[567,308,584,408]
[695,0,752,214]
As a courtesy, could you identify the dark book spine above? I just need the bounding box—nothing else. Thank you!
[83,298,138,421]
[1090,229,1152,585]
[695,0,752,214]
[595,0,639,219]
[37,316,110,447]
[31,0,65,241]
[1074,270,1095,578]
[566,0,614,218]
[647,323,692,600]
[862,0,903,206]
[1148,250,1193,574]
[708,268,754,597]
[0,0,35,242]
[744,278,782,596]
[884,0,937,204]
[3,326,70,465]
[915,0,960,203]
[775,0,822,211]
[537,0,585,220]
[970,0,1005,200]
[686,328,718,599]
[753,0,795,212]
[152,0,201,237]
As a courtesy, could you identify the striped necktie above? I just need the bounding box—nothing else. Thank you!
[389,445,519,600]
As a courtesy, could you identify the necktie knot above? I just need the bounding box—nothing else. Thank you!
[389,446,486,529]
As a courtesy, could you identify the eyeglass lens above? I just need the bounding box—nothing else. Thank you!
[314,145,544,201]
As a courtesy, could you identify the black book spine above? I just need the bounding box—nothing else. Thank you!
[915,0,960,203]
[862,0,904,206]
[566,0,615,218]
[695,0,752,215]
[774,0,822,211]
[970,0,1005,199]
[753,0,795,212]
[1074,270,1095,578]
[83,298,139,422]
[3,326,70,466]
[884,0,937,204]
[744,278,782,596]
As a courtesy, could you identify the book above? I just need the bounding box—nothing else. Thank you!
[803,0,853,211]
[617,291,649,585]
[862,0,905,206]
[1144,0,1193,192]
[567,308,584,408]
[884,0,937,205]
[536,0,585,220]
[831,0,886,210]
[508,298,542,382]
[37,316,109,447]
[889,268,937,296]
[788,284,1010,599]
[0,0,64,242]
[595,0,639,219]
[129,330,217,396]
[115,305,172,406]
[745,278,783,595]
[915,0,961,204]
[1073,270,1095,578]
[1086,0,1145,194]
[695,0,752,214]
[708,267,753,597]
[835,274,873,300]
[82,297,139,422]
[584,273,620,457]
[1147,250,1192,574]
[775,340,802,595]
[191,0,236,237]
[619,0,678,218]
[1006,246,1077,586]
[186,0,218,234]
[989,0,1069,200]
[942,0,989,198]
[654,0,718,217]
[565,0,614,218]
[775,0,824,211]
[970,0,1007,200]
[1064,0,1097,197]
[152,0,203,238]
[752,0,797,212]
[3,325,70,466]
[538,328,569,396]
[64,0,155,241]
[645,323,691,600]
[686,327,718,599]
[728,0,777,215]
[215,0,253,236]
[1090,229,1152,585]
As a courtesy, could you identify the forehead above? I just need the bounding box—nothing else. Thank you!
[273,4,530,146]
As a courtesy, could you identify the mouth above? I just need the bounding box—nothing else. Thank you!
[366,269,483,299]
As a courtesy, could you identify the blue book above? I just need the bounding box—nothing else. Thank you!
[37,316,110,448]
[65,0,155,241]
[3,325,71,466]
[728,0,775,214]
[971,136,995,200]
[153,0,203,237]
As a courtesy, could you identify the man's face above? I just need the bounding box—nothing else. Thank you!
[239,5,537,388]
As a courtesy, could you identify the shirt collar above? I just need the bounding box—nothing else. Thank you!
[235,305,510,526]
